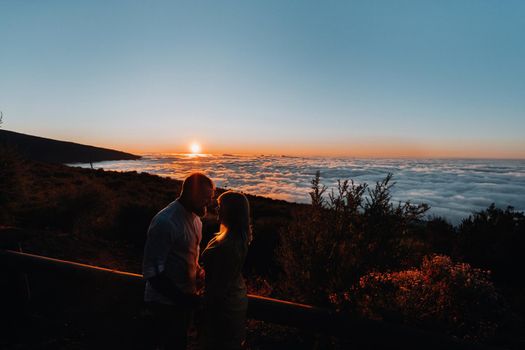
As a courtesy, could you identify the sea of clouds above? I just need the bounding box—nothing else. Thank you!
[74,155,525,225]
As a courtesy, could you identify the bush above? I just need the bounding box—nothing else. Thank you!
[332,255,506,342]
[0,145,29,225]
[276,173,429,305]
[42,180,117,236]
[458,204,525,288]
[423,217,457,257]
[64,181,117,236]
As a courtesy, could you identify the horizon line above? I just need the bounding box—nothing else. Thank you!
[3,128,525,161]
[132,151,525,161]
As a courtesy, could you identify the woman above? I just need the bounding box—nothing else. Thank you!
[200,191,252,350]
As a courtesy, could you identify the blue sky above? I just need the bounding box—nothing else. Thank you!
[1,0,524,157]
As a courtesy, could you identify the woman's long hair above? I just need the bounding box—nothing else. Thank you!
[218,191,252,247]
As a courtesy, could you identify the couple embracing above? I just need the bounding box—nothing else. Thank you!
[142,172,251,349]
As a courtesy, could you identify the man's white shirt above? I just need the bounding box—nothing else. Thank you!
[143,200,202,304]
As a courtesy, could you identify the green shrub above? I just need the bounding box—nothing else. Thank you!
[276,173,429,305]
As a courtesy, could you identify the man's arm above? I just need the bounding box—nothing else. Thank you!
[148,271,200,306]
[143,217,200,306]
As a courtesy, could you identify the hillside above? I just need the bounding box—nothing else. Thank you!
[0,129,140,163]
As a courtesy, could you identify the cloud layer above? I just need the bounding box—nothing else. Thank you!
[77,155,525,224]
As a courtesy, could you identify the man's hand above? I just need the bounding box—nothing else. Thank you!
[196,267,206,291]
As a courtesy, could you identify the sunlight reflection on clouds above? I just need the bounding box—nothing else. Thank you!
[74,155,525,224]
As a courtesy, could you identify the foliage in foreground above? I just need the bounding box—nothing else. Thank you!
[276,172,520,342]
[0,145,29,224]
[277,172,429,305]
[331,255,506,342]
[458,204,525,288]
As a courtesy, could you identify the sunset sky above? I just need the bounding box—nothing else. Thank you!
[1,1,524,158]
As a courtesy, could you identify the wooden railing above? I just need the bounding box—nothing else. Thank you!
[0,249,500,349]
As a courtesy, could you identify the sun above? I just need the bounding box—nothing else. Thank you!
[190,142,201,154]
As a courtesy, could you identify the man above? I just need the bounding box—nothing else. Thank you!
[143,172,215,349]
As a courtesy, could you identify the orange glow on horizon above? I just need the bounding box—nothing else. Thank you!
[66,136,525,160]
[14,127,524,159]
[116,143,525,159]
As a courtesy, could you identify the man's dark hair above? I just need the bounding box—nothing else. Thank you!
[182,172,214,194]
